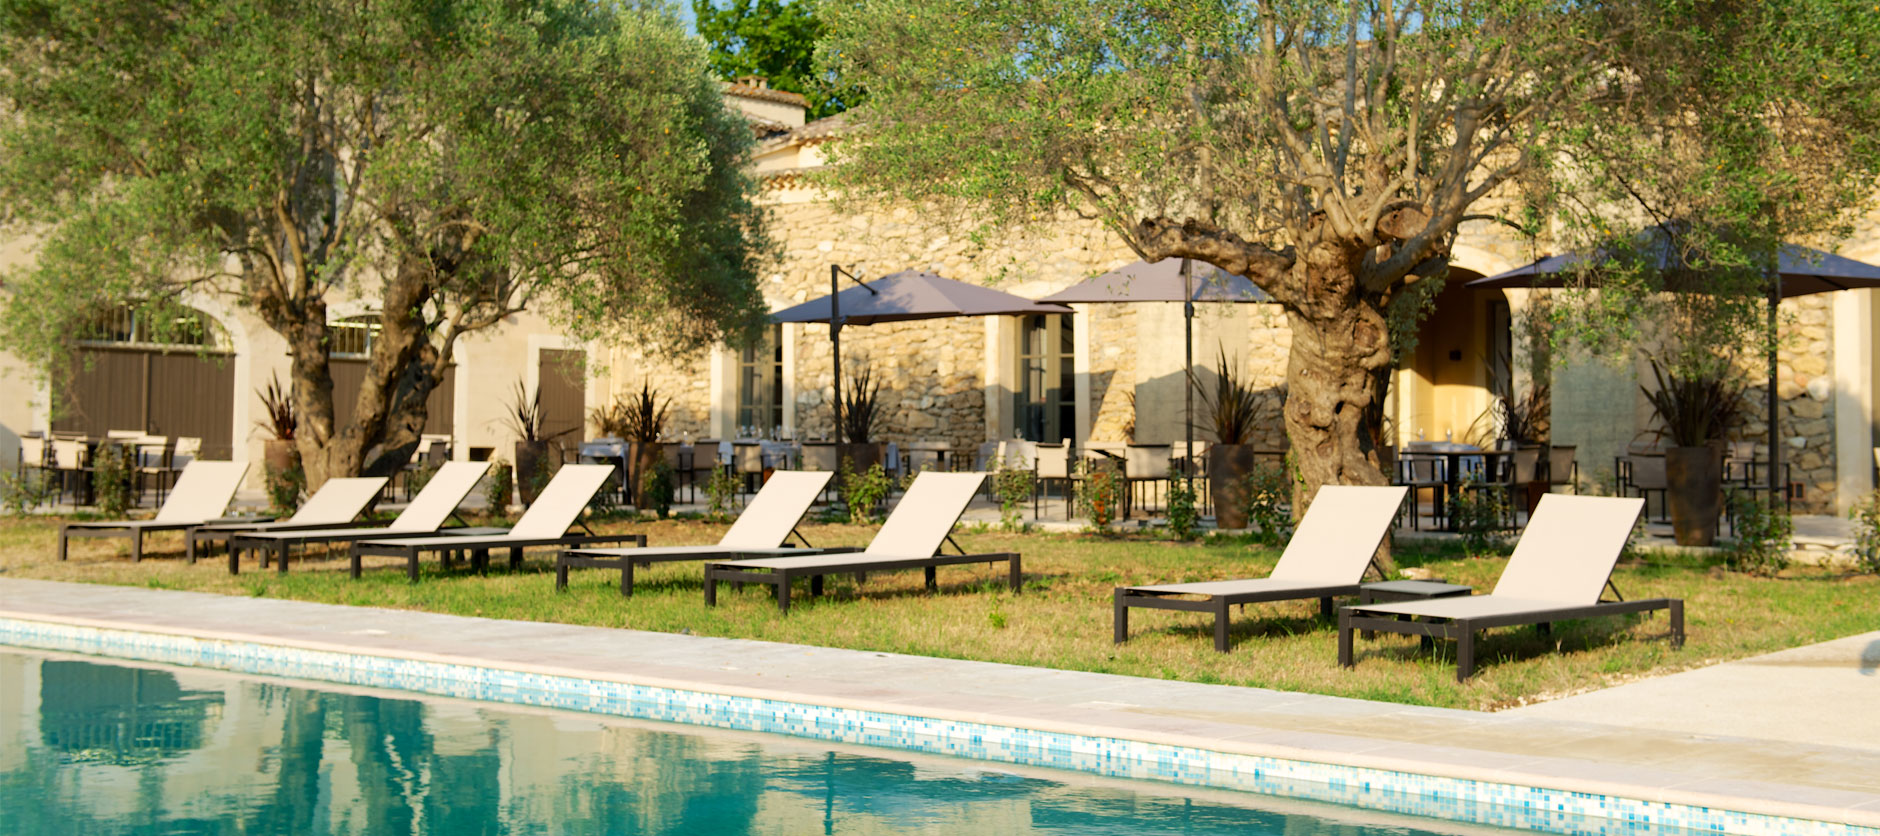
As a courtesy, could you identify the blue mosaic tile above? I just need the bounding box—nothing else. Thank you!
[1,616,1872,836]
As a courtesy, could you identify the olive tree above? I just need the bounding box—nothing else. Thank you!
[0,0,771,488]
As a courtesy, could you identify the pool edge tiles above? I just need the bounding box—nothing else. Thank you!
[0,615,1871,836]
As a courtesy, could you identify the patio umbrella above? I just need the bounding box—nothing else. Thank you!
[1467,227,1880,496]
[1039,258,1274,484]
[771,268,1074,443]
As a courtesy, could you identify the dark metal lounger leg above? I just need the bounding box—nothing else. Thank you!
[555,557,570,591]
[1456,623,1476,682]
[276,542,290,575]
[229,544,241,576]
[1319,596,1333,619]
[704,572,718,606]
[1213,596,1231,653]
[184,532,194,563]
[810,575,823,597]
[924,566,937,592]
[407,550,421,583]
[1337,609,1355,667]
[1670,599,1685,647]
[621,561,635,597]
[58,527,69,561]
[1113,591,1129,644]
[1009,555,1022,592]
[132,531,143,563]
[776,577,791,613]
[509,546,522,571]
[349,545,363,579]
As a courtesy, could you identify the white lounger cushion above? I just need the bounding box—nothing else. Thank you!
[153,461,250,523]
[1126,485,1408,595]
[718,471,833,549]
[508,464,617,539]
[387,461,492,532]
[714,471,988,568]
[283,477,387,524]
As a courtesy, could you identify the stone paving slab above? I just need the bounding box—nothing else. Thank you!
[0,577,1875,829]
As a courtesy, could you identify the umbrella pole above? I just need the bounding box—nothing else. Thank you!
[832,264,844,446]
[1182,258,1195,491]
[1766,274,1781,500]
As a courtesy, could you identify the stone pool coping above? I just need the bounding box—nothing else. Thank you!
[1,577,1875,835]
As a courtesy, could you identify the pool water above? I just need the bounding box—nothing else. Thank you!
[0,649,1520,836]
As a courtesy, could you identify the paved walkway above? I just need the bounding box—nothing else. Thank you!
[0,578,1874,829]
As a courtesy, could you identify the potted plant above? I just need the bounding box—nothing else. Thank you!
[1193,347,1262,529]
[619,382,670,506]
[255,373,299,476]
[839,366,884,471]
[1642,359,1745,546]
[502,379,564,507]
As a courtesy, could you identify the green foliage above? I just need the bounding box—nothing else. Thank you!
[1074,457,1120,530]
[1729,494,1794,576]
[1640,359,1747,448]
[1850,492,1880,574]
[405,462,441,499]
[0,0,771,474]
[484,460,515,513]
[705,467,742,518]
[264,462,306,518]
[840,367,880,444]
[0,470,53,516]
[1166,479,1199,541]
[524,452,557,506]
[1190,346,1260,445]
[839,458,891,525]
[87,445,134,518]
[693,0,861,119]
[1241,460,1293,548]
[1450,476,1512,558]
[640,460,676,520]
[992,463,1034,532]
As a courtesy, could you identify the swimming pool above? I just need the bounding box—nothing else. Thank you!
[2,648,1531,835]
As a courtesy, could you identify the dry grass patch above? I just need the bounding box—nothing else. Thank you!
[2,514,1874,710]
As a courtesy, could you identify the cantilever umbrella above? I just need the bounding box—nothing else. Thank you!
[1468,228,1880,496]
[1039,258,1274,481]
[771,268,1073,442]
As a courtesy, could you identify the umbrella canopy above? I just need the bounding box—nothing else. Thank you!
[771,269,1072,325]
[1039,258,1274,304]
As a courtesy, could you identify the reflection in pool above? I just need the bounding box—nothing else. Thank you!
[0,650,1509,835]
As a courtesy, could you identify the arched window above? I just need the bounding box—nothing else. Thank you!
[79,304,229,351]
[329,315,381,358]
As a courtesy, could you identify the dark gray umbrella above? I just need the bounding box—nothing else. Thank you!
[1468,229,1880,496]
[1040,259,1274,484]
[772,268,1074,442]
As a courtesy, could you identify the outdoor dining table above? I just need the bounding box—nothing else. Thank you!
[1401,442,1513,532]
[902,440,952,471]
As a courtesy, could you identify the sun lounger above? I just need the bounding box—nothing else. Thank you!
[1338,494,1684,681]
[348,464,642,582]
[227,461,496,575]
[187,476,388,561]
[703,471,1019,612]
[57,461,250,562]
[556,470,841,596]
[1113,485,1409,652]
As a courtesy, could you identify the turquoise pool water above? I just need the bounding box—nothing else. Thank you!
[0,649,1516,836]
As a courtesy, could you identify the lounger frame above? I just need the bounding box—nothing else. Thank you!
[556,540,864,596]
[1114,574,1377,653]
[349,529,648,582]
[702,536,1020,613]
[228,522,498,575]
[1337,595,1684,682]
[57,461,251,563]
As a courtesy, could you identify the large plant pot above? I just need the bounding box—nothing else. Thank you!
[625,441,663,505]
[1208,444,1258,530]
[514,440,556,508]
[1665,445,1722,547]
[263,439,299,475]
[838,442,885,473]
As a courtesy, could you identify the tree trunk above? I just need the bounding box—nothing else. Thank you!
[1281,256,1399,572]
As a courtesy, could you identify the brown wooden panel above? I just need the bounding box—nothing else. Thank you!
[329,359,454,438]
[538,349,585,445]
[51,349,146,436]
[146,351,235,458]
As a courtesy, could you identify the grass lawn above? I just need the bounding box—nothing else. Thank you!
[3,512,1874,710]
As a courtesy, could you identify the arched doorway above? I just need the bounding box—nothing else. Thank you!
[52,305,236,458]
[1395,268,1514,446]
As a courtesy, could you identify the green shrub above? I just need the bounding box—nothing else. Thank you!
[0,469,54,515]
[1074,457,1121,530]
[705,467,741,518]
[640,459,675,520]
[1449,474,1510,557]
[992,463,1034,532]
[1729,494,1793,576]
[1852,491,1880,574]
[1166,479,1199,541]
[406,461,441,498]
[484,459,515,512]
[90,444,135,518]
[1242,458,1293,547]
[264,462,306,517]
[840,458,892,525]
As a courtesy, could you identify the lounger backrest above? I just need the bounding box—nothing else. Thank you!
[284,476,388,524]
[1492,494,1643,604]
[719,470,835,548]
[864,471,986,558]
[1268,485,1409,584]
[154,461,250,522]
[507,463,615,538]
[387,461,492,532]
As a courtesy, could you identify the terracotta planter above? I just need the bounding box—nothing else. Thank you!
[838,442,885,472]
[1665,445,1722,546]
[625,441,663,505]
[263,439,299,475]
[1208,444,1259,529]
[514,440,555,508]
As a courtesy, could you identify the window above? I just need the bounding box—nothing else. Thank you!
[80,304,228,350]
[1015,314,1075,443]
[737,324,784,435]
[329,316,380,358]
